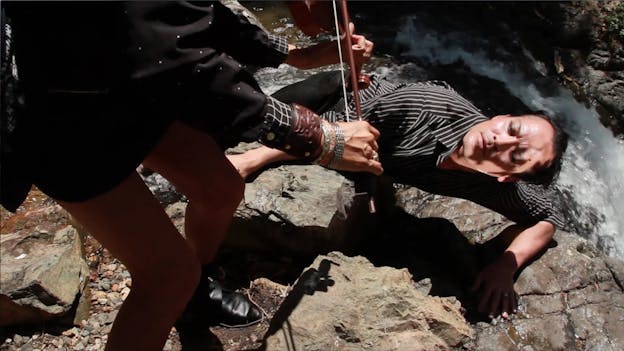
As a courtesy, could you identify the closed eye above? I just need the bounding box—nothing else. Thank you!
[507,121,521,136]
[511,150,527,164]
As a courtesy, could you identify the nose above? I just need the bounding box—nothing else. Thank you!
[493,135,520,150]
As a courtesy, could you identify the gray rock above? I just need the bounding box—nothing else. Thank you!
[395,186,510,243]
[263,252,474,351]
[224,164,380,255]
[140,172,185,206]
[1,220,90,327]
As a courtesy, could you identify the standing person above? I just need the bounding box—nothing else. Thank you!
[228,72,568,320]
[0,2,382,350]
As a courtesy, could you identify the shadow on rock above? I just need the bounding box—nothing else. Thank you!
[260,259,337,350]
[361,208,546,323]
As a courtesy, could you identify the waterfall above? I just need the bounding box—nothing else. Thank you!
[395,16,624,258]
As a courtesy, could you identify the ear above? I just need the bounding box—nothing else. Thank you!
[497,175,520,183]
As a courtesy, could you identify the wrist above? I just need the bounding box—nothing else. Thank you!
[497,251,520,274]
[313,121,345,167]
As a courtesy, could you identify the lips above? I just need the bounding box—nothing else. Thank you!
[480,132,487,152]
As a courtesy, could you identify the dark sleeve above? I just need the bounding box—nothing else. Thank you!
[212,2,288,67]
[468,182,566,229]
[414,171,566,229]
[515,183,566,229]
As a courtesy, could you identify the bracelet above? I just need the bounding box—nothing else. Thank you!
[329,123,344,168]
[314,121,336,166]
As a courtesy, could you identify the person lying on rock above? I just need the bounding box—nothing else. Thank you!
[1,3,381,351]
[227,71,569,320]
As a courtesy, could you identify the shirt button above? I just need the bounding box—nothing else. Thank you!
[285,144,291,150]
[304,152,311,157]
[266,132,276,141]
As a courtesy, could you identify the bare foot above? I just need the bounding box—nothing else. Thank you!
[226,153,263,180]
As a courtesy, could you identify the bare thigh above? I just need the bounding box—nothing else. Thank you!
[143,121,243,202]
[57,172,197,277]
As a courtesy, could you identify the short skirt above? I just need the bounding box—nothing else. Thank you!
[4,54,267,210]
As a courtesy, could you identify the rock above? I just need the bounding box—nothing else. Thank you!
[263,252,474,350]
[224,163,383,255]
[395,186,510,243]
[140,172,185,206]
[1,220,90,326]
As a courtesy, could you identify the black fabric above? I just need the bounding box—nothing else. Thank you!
[0,1,282,210]
[271,70,345,115]
[1,8,31,212]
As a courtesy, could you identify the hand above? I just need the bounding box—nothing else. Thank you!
[342,22,374,73]
[330,121,383,175]
[471,252,518,320]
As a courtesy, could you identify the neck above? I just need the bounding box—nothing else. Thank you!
[438,150,476,173]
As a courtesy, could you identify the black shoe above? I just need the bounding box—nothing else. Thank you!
[178,278,263,328]
[203,278,263,327]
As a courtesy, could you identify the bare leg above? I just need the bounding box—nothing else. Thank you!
[59,173,201,351]
[226,146,296,180]
[143,121,245,264]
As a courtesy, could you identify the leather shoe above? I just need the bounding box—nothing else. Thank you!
[179,278,262,328]
[203,279,262,327]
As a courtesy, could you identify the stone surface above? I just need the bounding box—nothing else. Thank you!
[263,252,474,351]
[224,162,380,255]
[1,200,90,327]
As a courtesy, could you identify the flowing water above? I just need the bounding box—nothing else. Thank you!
[250,3,624,259]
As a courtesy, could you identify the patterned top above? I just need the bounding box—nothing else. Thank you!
[324,76,565,228]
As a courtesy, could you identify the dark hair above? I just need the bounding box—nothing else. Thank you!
[517,111,568,185]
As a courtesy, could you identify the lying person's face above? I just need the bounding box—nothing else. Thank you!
[458,114,556,181]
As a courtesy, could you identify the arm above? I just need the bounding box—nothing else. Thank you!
[472,220,555,319]
[285,24,373,70]
[218,2,372,70]
[258,98,383,176]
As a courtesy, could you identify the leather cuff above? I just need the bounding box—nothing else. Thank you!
[283,103,323,160]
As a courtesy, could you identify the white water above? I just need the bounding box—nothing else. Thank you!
[253,11,624,259]
[394,16,624,258]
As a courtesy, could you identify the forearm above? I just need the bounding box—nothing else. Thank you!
[502,221,555,271]
[285,41,339,69]
[257,97,383,175]
[258,98,323,160]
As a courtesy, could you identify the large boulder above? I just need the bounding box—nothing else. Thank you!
[1,197,90,326]
[263,252,474,351]
[224,163,382,255]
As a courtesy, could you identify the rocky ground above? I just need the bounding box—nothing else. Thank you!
[0,185,308,351]
[0,223,301,351]
[2,1,623,350]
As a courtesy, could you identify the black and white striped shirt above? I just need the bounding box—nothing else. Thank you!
[324,76,565,228]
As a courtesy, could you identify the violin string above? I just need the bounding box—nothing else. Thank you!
[332,0,351,122]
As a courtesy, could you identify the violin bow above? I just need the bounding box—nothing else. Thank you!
[331,0,377,213]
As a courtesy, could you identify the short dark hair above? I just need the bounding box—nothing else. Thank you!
[517,111,568,185]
